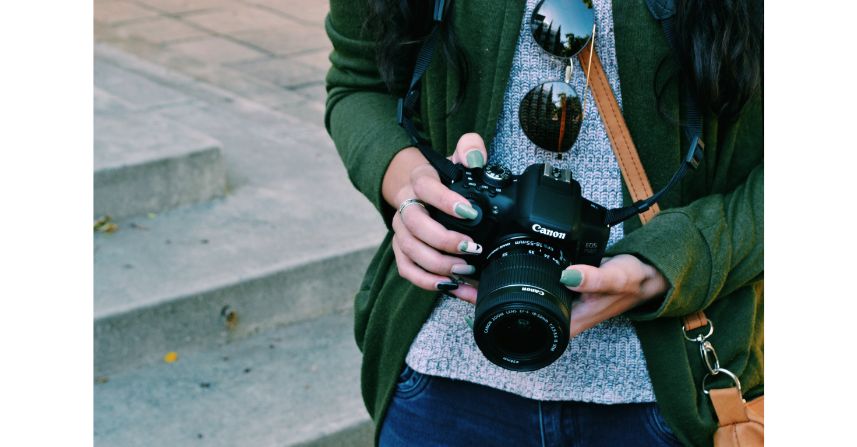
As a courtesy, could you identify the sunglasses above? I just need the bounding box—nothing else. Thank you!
[520,0,596,155]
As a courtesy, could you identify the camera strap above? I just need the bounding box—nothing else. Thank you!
[396,0,463,184]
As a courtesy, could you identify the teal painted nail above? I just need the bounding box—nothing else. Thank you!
[451,264,476,275]
[464,316,474,329]
[560,269,583,287]
[454,202,478,220]
[466,150,485,168]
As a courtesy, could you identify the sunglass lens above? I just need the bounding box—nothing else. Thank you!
[530,0,595,58]
[519,81,583,153]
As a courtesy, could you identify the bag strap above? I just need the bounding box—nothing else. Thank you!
[579,44,747,431]
[576,44,709,335]
[709,388,750,425]
[577,46,659,224]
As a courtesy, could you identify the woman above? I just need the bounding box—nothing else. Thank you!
[324,0,762,445]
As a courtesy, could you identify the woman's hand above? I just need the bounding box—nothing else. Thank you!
[561,255,669,337]
[382,133,490,304]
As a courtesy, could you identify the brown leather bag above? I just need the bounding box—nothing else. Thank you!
[711,387,764,445]
[579,47,764,446]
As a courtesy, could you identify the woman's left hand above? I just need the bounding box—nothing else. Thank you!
[561,255,669,338]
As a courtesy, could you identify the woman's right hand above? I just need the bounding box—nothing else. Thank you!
[382,133,490,304]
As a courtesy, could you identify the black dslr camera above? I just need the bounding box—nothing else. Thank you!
[431,162,610,371]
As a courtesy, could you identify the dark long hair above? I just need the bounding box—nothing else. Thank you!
[672,0,763,124]
[365,0,762,123]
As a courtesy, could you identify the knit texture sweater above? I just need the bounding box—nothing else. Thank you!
[404,0,655,403]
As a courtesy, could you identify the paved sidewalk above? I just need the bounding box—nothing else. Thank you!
[93,4,379,444]
[95,0,333,126]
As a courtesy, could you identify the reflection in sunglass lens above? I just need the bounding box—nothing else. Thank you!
[530,0,595,58]
[519,81,583,153]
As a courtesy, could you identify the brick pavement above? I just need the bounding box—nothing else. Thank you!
[94,0,332,126]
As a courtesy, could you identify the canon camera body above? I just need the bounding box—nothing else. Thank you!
[431,162,610,371]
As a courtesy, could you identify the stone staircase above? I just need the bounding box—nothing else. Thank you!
[93,41,382,446]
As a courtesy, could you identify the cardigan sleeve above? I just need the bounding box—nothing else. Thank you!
[324,2,415,228]
[606,161,764,320]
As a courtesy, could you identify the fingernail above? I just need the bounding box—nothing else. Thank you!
[464,316,474,329]
[458,240,483,254]
[466,150,485,168]
[454,202,479,220]
[560,269,583,287]
[451,264,476,275]
[437,281,459,291]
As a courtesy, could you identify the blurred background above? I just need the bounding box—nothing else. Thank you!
[93,1,382,445]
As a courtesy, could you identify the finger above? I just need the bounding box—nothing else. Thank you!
[561,259,646,295]
[450,132,488,168]
[400,204,482,257]
[559,264,629,295]
[448,283,477,304]
[396,225,473,277]
[392,234,460,292]
[411,163,480,221]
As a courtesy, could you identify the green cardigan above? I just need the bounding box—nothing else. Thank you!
[324,1,763,445]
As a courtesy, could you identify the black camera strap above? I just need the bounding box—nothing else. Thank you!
[645,0,704,143]
[396,0,462,184]
[397,0,703,227]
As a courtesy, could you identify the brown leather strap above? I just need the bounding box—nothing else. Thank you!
[578,46,709,332]
[582,43,756,436]
[709,388,749,426]
[578,47,660,224]
[683,310,709,332]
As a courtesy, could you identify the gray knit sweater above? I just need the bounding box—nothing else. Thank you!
[404,0,655,403]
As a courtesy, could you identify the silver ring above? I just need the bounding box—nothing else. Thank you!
[702,368,742,395]
[398,198,426,218]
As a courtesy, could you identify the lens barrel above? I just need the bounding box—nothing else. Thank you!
[474,238,573,371]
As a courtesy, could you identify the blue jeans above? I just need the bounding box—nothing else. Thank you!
[379,366,683,447]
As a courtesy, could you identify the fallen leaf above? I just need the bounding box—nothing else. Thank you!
[164,351,178,363]
[94,215,118,233]
[94,215,111,229]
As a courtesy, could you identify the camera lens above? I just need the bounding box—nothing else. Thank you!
[494,316,549,356]
[473,236,574,371]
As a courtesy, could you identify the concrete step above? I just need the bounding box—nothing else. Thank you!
[94,310,373,447]
[95,58,228,220]
[94,44,387,375]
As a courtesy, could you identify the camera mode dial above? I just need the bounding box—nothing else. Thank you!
[483,164,511,188]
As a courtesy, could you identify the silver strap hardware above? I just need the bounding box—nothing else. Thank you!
[682,318,743,396]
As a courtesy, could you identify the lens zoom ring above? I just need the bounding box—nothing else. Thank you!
[475,252,572,323]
